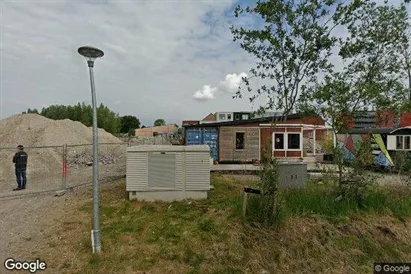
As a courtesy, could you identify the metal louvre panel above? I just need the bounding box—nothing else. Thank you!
[148,152,176,189]
[175,152,183,189]
[184,152,210,190]
[126,152,148,191]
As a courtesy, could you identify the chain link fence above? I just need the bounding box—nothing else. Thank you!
[0,142,127,198]
[0,146,65,196]
[66,143,127,188]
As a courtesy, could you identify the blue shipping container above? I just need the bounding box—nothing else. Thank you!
[186,128,202,145]
[203,128,219,161]
[185,127,219,161]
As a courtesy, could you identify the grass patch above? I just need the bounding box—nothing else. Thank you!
[51,175,411,273]
[245,180,411,223]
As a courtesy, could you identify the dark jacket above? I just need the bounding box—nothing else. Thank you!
[13,151,28,170]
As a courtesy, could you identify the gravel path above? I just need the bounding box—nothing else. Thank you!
[0,193,69,272]
[0,175,124,274]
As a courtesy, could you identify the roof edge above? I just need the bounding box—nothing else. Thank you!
[183,113,322,128]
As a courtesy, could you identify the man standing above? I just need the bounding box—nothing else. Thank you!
[12,145,28,191]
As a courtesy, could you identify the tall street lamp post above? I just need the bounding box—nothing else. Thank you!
[77,45,104,253]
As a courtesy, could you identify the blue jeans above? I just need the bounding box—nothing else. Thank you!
[15,169,27,188]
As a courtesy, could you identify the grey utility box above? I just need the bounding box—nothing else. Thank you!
[277,162,307,189]
[126,145,211,201]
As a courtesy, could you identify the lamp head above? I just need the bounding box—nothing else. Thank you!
[78,46,104,62]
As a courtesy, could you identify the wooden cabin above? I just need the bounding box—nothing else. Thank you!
[184,113,329,163]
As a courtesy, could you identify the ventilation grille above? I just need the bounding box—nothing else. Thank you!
[148,152,176,188]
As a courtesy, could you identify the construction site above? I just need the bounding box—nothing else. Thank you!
[0,114,129,197]
[2,114,411,273]
[0,113,406,198]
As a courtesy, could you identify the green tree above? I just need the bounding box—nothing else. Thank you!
[32,102,127,134]
[154,119,166,127]
[399,19,411,104]
[300,1,409,186]
[81,103,92,126]
[120,115,141,136]
[231,0,342,119]
[26,108,39,114]
[231,0,347,227]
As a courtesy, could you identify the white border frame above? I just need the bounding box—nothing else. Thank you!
[272,132,303,152]
[395,135,411,151]
[234,131,246,151]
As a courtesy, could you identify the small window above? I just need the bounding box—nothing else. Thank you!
[227,114,232,120]
[405,136,411,150]
[219,114,226,120]
[242,114,249,120]
[396,136,404,150]
[288,134,300,149]
[274,134,284,149]
[235,114,240,120]
[236,132,245,150]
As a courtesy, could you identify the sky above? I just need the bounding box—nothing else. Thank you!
[0,1,409,127]
[0,0,268,126]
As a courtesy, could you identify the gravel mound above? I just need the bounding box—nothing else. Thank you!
[0,114,125,188]
[0,114,121,147]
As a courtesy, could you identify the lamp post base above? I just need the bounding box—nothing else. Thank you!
[91,230,102,253]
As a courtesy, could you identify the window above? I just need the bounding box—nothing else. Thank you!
[242,114,249,120]
[274,134,284,149]
[236,132,245,150]
[396,136,403,150]
[288,134,301,149]
[235,114,240,120]
[405,136,411,150]
[227,114,232,120]
[219,114,226,120]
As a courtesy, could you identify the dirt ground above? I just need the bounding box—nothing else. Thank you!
[0,181,104,273]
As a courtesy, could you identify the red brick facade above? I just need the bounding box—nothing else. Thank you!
[400,113,411,127]
[375,111,395,128]
[346,111,411,129]
[182,120,200,126]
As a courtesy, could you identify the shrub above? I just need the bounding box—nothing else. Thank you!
[245,143,285,227]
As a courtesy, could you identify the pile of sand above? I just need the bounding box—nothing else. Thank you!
[0,114,124,186]
[0,114,121,147]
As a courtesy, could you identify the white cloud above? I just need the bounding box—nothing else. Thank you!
[218,72,247,93]
[0,0,261,124]
[192,72,247,101]
[193,85,217,101]
[1,0,358,124]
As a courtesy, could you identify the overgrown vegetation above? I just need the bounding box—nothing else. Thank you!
[336,137,377,208]
[246,178,411,223]
[299,0,410,188]
[232,0,411,220]
[255,144,284,227]
[48,176,411,273]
